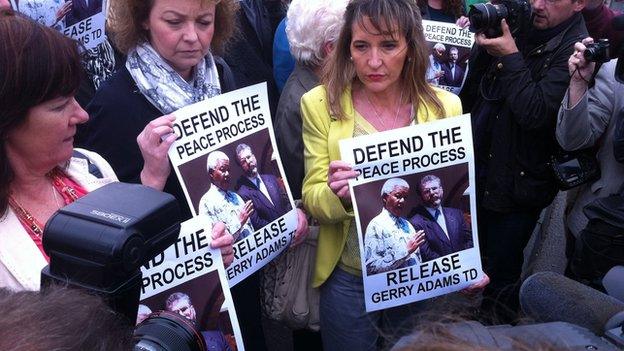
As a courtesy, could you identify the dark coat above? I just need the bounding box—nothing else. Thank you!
[222,0,283,116]
[236,174,291,229]
[274,64,319,199]
[65,0,102,27]
[79,57,236,220]
[409,206,473,262]
[460,13,588,212]
[440,62,465,87]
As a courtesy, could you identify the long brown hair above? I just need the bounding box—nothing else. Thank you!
[322,0,445,120]
[0,10,82,214]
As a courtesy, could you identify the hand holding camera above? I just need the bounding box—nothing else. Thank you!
[567,37,605,106]
[475,19,519,57]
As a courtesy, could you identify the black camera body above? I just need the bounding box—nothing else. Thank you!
[584,39,611,63]
[468,0,532,38]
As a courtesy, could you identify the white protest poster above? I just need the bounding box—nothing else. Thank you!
[339,115,483,312]
[10,0,107,50]
[140,216,244,351]
[423,20,475,95]
[168,83,298,287]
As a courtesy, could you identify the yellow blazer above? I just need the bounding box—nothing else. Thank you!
[301,85,463,288]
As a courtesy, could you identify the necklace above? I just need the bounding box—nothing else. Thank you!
[8,168,80,239]
[364,89,404,131]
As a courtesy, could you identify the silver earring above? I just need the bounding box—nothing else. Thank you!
[349,56,353,61]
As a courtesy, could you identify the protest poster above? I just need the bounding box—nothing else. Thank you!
[10,0,107,50]
[423,20,475,95]
[168,83,298,287]
[339,115,483,312]
[140,216,244,351]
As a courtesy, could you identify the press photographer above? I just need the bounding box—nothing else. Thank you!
[557,36,624,287]
[459,0,588,322]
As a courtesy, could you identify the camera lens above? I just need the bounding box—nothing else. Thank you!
[468,3,509,35]
[133,311,207,351]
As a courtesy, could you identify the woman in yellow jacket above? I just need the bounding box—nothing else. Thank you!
[301,0,465,349]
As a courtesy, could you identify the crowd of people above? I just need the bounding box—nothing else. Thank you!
[0,0,623,350]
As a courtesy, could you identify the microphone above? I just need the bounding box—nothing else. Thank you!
[603,266,624,303]
[520,271,624,334]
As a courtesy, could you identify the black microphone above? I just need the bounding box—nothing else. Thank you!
[520,271,624,334]
[604,266,624,303]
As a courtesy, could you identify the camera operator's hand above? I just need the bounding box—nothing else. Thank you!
[138,114,176,191]
[210,222,235,268]
[475,19,518,57]
[568,37,596,107]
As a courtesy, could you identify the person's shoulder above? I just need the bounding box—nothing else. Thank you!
[431,87,463,117]
[302,85,328,103]
[94,66,134,97]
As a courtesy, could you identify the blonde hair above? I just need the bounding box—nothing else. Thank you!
[322,0,445,120]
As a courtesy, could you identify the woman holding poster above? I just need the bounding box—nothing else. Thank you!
[81,0,239,219]
[81,1,307,349]
[301,0,468,349]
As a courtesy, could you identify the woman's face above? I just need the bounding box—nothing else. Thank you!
[144,0,216,80]
[350,17,408,95]
[5,97,88,171]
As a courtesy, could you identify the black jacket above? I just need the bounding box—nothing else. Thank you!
[79,56,236,220]
[222,0,283,116]
[461,14,588,212]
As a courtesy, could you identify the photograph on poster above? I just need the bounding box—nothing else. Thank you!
[354,163,473,276]
[140,272,239,351]
[177,129,292,243]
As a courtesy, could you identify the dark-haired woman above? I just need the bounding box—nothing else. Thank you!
[0,10,233,291]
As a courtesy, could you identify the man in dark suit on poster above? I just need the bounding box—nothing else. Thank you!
[235,143,291,229]
[409,174,473,262]
[440,47,465,87]
[64,0,102,27]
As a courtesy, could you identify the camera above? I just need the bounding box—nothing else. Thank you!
[584,39,611,63]
[133,311,207,351]
[468,0,532,38]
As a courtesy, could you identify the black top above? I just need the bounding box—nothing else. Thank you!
[78,57,236,220]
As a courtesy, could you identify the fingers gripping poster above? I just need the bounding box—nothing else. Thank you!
[339,115,484,312]
[168,83,298,287]
[10,0,107,50]
[423,20,475,95]
[140,216,244,351]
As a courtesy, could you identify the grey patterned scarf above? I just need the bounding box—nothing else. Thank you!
[126,42,221,114]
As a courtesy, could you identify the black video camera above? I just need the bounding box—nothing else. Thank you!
[468,0,532,38]
[584,39,611,63]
